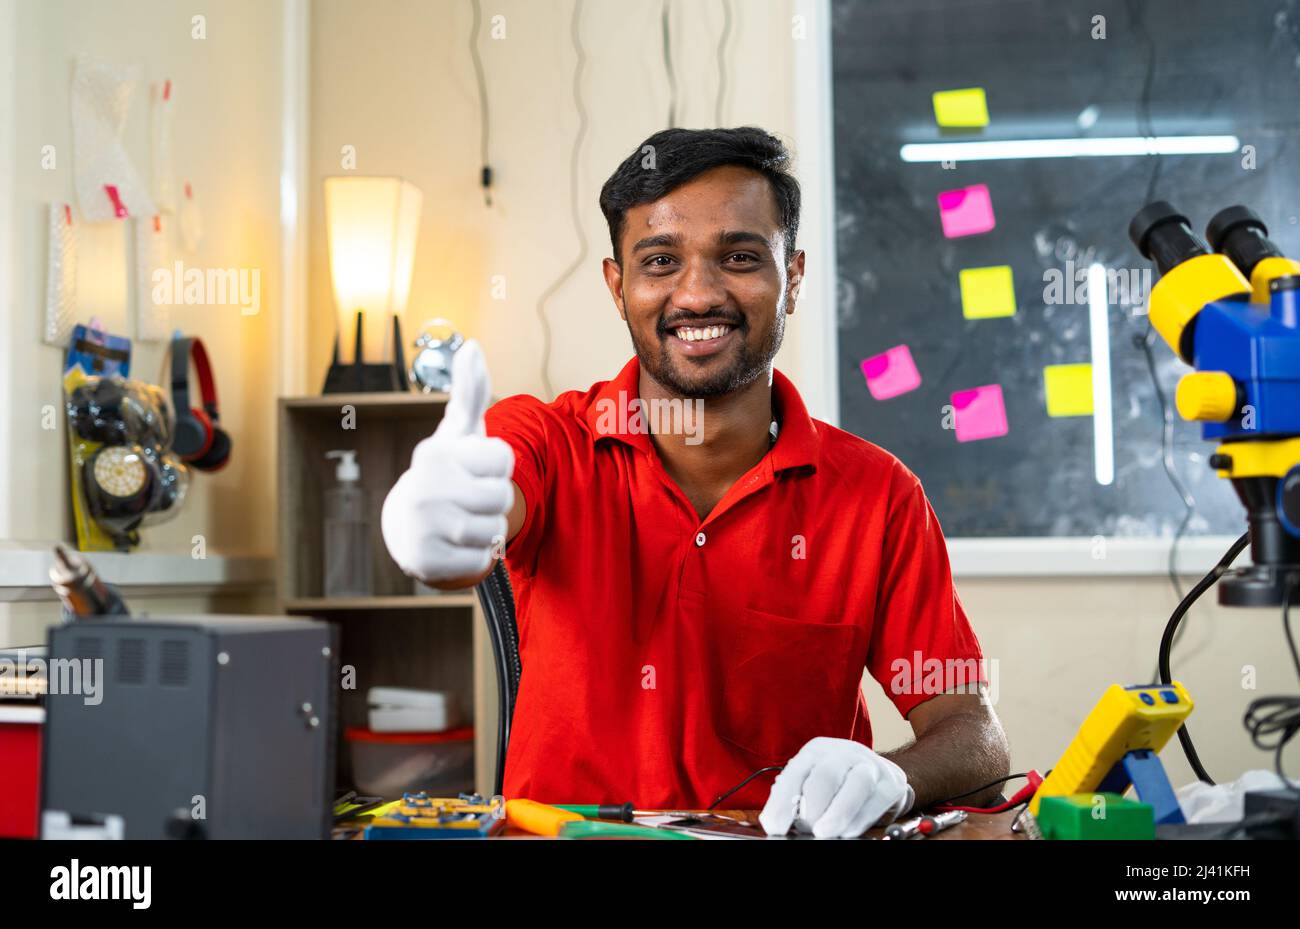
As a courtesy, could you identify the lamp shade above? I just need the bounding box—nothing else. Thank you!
[324,176,423,364]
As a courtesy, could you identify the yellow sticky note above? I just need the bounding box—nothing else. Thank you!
[959,266,1016,319]
[933,87,989,128]
[1044,363,1094,417]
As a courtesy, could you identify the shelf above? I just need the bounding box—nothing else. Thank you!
[283,595,476,612]
[278,392,499,795]
[278,396,460,601]
[281,390,449,406]
[280,392,448,420]
[0,541,275,603]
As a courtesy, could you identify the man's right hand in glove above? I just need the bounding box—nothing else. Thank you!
[381,340,521,588]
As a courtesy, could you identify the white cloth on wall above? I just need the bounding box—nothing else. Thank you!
[43,203,78,347]
[72,56,157,221]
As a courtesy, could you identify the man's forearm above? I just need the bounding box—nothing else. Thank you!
[882,709,1011,811]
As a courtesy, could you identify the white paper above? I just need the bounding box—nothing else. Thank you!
[43,203,78,347]
[72,56,157,221]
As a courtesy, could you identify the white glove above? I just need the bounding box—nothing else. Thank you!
[759,737,915,838]
[381,340,515,583]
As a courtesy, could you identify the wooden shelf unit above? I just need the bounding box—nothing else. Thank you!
[277,392,498,795]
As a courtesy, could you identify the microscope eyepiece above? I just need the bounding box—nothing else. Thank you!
[1128,201,1210,275]
[1206,205,1282,280]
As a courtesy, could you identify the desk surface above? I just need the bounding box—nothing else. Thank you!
[497,808,1026,840]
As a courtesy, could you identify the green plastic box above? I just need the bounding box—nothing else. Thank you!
[1036,793,1155,840]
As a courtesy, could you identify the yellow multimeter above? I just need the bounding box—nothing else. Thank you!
[1029,682,1193,820]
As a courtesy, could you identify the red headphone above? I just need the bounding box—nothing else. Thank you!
[170,336,232,472]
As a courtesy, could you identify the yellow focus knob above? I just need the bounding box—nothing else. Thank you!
[1175,371,1238,422]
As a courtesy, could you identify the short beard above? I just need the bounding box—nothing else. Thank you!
[630,307,785,399]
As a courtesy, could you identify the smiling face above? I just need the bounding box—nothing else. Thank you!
[602,165,804,399]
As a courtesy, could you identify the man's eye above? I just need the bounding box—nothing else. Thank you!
[644,255,675,268]
[726,253,760,265]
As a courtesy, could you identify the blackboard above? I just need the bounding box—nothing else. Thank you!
[830,0,1300,538]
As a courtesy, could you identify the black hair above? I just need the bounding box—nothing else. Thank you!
[598,126,801,265]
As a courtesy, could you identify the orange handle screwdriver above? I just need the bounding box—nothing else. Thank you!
[505,799,584,837]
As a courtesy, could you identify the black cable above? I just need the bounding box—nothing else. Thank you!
[714,0,733,127]
[1243,574,1300,792]
[532,0,589,399]
[1129,0,1192,669]
[1129,0,1163,205]
[1137,328,1198,686]
[1139,329,1196,602]
[1283,576,1300,679]
[1130,0,1196,679]
[932,772,1032,807]
[662,0,677,128]
[1245,695,1300,788]
[709,765,784,810]
[1158,531,1250,785]
[469,0,493,206]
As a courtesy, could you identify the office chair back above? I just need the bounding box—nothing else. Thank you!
[475,559,521,795]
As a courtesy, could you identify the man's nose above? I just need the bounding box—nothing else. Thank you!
[671,259,727,313]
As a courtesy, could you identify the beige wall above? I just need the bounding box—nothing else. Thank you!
[1,0,287,644]
[306,0,1297,787]
[309,0,799,401]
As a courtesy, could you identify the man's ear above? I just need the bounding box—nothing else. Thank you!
[602,256,627,320]
[786,249,806,314]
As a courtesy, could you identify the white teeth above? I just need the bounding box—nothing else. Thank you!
[675,325,731,342]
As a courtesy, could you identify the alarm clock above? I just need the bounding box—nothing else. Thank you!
[408,319,465,393]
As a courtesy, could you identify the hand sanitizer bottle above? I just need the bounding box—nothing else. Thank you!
[324,450,372,598]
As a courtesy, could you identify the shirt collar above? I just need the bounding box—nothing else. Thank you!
[584,357,820,473]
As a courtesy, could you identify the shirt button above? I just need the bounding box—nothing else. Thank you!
[695,532,706,547]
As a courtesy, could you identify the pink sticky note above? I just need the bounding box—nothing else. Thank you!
[860,345,922,400]
[951,384,1008,442]
[937,184,995,238]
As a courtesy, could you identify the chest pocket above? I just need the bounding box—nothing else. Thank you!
[713,605,864,765]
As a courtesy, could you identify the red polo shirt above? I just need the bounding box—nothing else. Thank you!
[484,357,985,809]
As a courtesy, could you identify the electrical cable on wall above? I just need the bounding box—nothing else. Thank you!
[533,0,589,399]
[662,0,677,128]
[1157,531,1249,784]
[715,0,733,126]
[1128,0,1198,677]
[1139,331,1196,599]
[470,0,493,206]
[1131,0,1164,207]
[1243,578,1300,790]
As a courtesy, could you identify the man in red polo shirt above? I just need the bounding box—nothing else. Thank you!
[382,127,1009,838]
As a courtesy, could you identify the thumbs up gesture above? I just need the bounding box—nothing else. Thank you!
[381,340,515,585]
